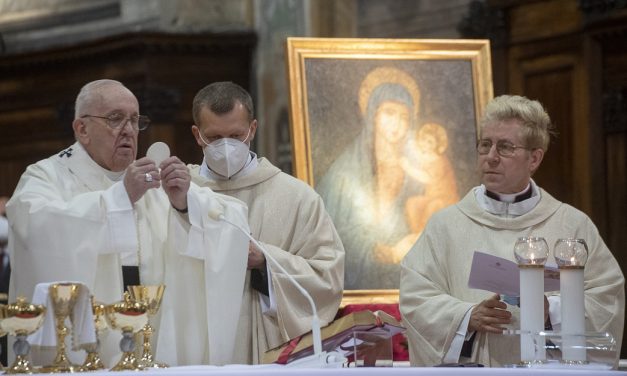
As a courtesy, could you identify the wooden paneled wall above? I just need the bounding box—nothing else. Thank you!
[484,0,627,358]
[0,32,256,197]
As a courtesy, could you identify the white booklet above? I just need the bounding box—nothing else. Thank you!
[468,251,560,297]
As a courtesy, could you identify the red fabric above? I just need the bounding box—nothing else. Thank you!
[336,303,409,361]
[276,336,302,364]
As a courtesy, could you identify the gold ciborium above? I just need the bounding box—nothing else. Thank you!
[80,298,107,371]
[0,297,46,374]
[105,292,148,371]
[128,285,168,368]
[39,283,83,373]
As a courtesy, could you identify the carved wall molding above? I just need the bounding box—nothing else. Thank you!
[0,1,120,34]
[0,31,256,71]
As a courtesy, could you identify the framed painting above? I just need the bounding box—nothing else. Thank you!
[286,38,493,304]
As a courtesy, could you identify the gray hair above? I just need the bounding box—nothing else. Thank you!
[74,79,126,118]
[480,95,555,151]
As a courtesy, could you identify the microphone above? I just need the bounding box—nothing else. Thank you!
[208,208,345,368]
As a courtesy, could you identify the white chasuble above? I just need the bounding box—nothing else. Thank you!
[400,188,624,367]
[190,157,345,364]
[7,142,248,366]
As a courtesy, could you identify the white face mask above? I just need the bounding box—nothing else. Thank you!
[199,129,251,178]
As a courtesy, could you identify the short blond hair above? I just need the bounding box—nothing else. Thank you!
[480,95,555,151]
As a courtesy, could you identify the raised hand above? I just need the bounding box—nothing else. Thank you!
[159,156,191,211]
[124,157,160,204]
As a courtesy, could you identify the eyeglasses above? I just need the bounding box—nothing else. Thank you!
[81,113,150,131]
[477,139,530,157]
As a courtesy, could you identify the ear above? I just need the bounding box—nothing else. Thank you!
[249,119,258,141]
[529,148,544,174]
[72,118,90,145]
[191,125,205,148]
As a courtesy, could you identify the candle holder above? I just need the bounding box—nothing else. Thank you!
[502,330,616,369]
[554,238,588,365]
[514,236,549,365]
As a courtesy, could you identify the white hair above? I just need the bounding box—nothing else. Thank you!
[74,79,126,118]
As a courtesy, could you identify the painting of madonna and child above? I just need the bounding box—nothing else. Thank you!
[287,38,493,292]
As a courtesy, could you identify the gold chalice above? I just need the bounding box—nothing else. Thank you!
[80,298,107,371]
[105,292,148,371]
[127,285,168,368]
[39,283,83,373]
[0,297,46,374]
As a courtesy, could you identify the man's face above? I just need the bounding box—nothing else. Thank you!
[74,84,139,172]
[374,100,410,144]
[478,119,543,194]
[191,101,257,148]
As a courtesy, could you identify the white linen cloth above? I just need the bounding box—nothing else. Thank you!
[29,281,96,349]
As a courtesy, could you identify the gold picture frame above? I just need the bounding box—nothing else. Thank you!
[286,37,493,304]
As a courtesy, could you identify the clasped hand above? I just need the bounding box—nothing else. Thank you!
[247,242,266,270]
[469,293,550,334]
[468,294,512,334]
[124,156,190,211]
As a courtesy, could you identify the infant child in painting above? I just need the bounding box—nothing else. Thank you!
[401,122,459,235]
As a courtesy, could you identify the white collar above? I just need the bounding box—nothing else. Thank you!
[487,182,531,203]
[474,180,541,217]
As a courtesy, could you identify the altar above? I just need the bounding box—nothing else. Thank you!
[19,365,627,376]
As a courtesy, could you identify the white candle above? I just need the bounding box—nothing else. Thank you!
[515,236,549,365]
[519,266,546,363]
[560,266,586,363]
[554,238,588,365]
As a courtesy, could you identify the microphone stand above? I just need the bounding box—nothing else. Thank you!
[209,210,345,368]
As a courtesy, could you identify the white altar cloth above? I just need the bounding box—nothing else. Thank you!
[22,365,627,376]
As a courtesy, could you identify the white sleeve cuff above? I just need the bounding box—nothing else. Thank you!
[259,257,277,317]
[443,306,474,363]
[102,181,136,254]
[185,187,221,260]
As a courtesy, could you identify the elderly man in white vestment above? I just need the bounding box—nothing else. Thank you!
[187,81,345,364]
[6,79,250,367]
[400,95,624,367]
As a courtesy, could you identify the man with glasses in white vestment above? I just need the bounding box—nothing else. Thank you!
[400,95,624,367]
[7,79,249,366]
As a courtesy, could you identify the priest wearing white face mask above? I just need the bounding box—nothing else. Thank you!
[197,114,254,179]
[6,79,250,367]
[189,81,345,364]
